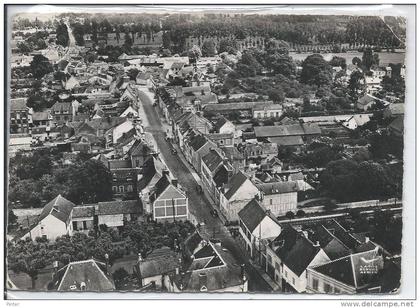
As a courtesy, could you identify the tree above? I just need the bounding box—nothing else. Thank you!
[56,22,69,47]
[7,238,54,289]
[65,160,113,204]
[8,209,18,231]
[352,57,362,67]
[218,39,238,54]
[296,210,306,218]
[329,56,347,69]
[112,268,130,289]
[188,45,202,64]
[29,54,53,79]
[201,40,216,57]
[266,52,296,77]
[17,42,32,53]
[285,211,295,220]
[27,94,48,112]
[362,48,379,71]
[300,54,333,87]
[127,68,140,81]
[348,70,365,101]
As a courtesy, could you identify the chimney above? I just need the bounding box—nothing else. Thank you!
[198,272,207,290]
[104,253,109,274]
[162,170,170,177]
[171,178,178,187]
[137,253,143,262]
[240,264,246,281]
[314,241,320,247]
[365,236,370,243]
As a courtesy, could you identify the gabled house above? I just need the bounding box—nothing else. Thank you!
[149,175,188,222]
[20,195,75,241]
[51,100,79,124]
[306,248,400,294]
[265,226,330,293]
[185,133,217,172]
[213,116,236,135]
[219,171,259,222]
[165,232,248,292]
[238,199,282,261]
[342,114,371,130]
[51,259,115,292]
[357,94,377,111]
[127,139,154,168]
[10,98,32,134]
[138,157,166,213]
[256,181,299,216]
[135,246,180,289]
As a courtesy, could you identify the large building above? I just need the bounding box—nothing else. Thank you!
[10,98,32,134]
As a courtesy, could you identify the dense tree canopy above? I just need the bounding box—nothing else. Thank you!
[300,54,333,87]
[29,55,53,79]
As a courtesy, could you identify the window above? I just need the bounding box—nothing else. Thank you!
[72,222,78,231]
[127,185,133,192]
[267,254,272,265]
[324,283,331,293]
[312,278,319,291]
[176,206,187,216]
[270,199,273,205]
[42,235,47,239]
[119,186,125,193]
[112,186,118,192]
[285,271,288,278]
[292,277,295,285]
[83,221,87,230]
[275,262,280,271]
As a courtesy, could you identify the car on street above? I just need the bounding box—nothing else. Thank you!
[210,209,218,218]
[171,148,177,155]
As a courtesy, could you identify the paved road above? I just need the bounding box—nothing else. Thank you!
[137,89,272,292]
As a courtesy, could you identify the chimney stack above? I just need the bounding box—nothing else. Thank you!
[104,253,109,274]
[171,178,178,187]
[198,272,207,291]
[240,264,246,281]
[365,236,370,243]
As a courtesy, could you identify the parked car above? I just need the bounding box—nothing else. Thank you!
[196,185,203,194]
[210,209,218,218]
[171,148,177,155]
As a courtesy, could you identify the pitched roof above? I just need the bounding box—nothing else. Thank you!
[51,102,73,113]
[238,199,268,232]
[213,165,230,188]
[139,156,165,190]
[268,136,304,146]
[38,195,75,224]
[189,134,209,152]
[71,206,95,219]
[138,246,179,278]
[283,235,321,276]
[310,248,386,289]
[128,139,154,157]
[94,200,141,216]
[256,181,299,195]
[213,116,229,131]
[358,94,377,106]
[271,225,302,260]
[388,116,404,135]
[32,111,50,121]
[56,259,114,291]
[386,103,405,116]
[254,124,321,138]
[224,171,249,200]
[202,149,224,173]
[10,98,28,111]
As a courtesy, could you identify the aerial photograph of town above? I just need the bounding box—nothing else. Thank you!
[4,4,411,299]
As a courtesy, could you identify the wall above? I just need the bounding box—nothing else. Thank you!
[261,192,298,216]
[23,215,68,241]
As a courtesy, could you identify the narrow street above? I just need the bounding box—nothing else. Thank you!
[137,89,273,292]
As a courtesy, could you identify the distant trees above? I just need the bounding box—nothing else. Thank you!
[320,159,400,202]
[329,56,347,69]
[218,38,238,54]
[300,54,333,87]
[361,48,380,71]
[29,54,53,79]
[201,40,216,57]
[188,45,202,63]
[348,70,365,101]
[8,151,113,208]
[56,22,69,47]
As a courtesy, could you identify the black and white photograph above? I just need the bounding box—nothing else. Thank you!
[2,2,417,304]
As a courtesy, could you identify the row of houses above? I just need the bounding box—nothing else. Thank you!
[236,199,401,294]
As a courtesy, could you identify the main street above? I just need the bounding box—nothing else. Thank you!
[136,88,273,292]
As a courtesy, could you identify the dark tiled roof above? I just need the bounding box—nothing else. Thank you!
[268,136,304,146]
[254,124,321,138]
[139,156,165,190]
[128,139,153,157]
[150,175,170,202]
[138,247,179,278]
[256,181,299,195]
[189,134,208,152]
[57,259,114,291]
[213,165,229,188]
[95,200,141,216]
[283,235,320,276]
[51,102,72,113]
[224,171,249,200]
[238,199,267,232]
[38,195,75,224]
[213,116,229,131]
[202,149,224,173]
[72,206,95,219]
[311,249,387,289]
[108,159,132,169]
